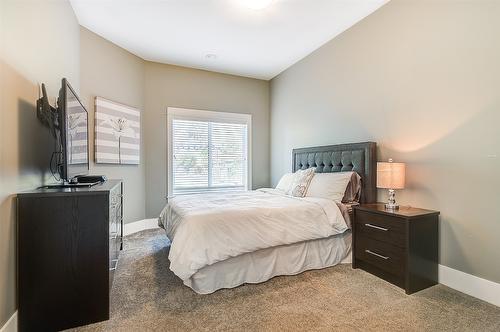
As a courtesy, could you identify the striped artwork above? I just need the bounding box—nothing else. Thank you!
[95,97,141,164]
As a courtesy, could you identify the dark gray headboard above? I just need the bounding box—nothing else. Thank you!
[292,142,377,204]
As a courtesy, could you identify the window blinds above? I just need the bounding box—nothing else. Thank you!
[172,119,248,195]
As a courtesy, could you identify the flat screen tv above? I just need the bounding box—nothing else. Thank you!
[58,78,89,182]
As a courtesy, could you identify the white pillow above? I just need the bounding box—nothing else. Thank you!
[306,172,354,202]
[288,168,315,197]
[275,173,295,193]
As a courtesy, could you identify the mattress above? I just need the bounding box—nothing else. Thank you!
[183,230,352,294]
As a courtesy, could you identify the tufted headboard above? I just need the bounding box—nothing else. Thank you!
[292,142,377,204]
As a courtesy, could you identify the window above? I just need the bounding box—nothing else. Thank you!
[167,107,251,196]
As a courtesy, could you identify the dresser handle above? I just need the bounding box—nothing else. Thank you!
[110,259,118,271]
[365,249,389,260]
[365,223,389,231]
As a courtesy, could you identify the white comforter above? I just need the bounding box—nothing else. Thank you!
[158,188,348,280]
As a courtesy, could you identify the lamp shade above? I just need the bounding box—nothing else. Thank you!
[377,161,405,189]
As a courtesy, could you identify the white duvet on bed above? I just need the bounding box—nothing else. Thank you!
[158,188,348,281]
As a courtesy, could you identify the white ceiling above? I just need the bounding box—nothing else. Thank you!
[70,0,389,80]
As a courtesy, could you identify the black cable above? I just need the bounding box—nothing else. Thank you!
[50,151,62,182]
[49,122,65,183]
[50,135,64,182]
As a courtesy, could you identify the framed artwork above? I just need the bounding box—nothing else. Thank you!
[95,96,140,164]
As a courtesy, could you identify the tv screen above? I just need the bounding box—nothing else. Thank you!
[59,78,89,182]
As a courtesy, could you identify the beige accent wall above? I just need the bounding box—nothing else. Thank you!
[144,62,270,217]
[79,27,146,223]
[79,31,271,220]
[79,31,270,220]
[270,0,500,282]
[0,0,80,325]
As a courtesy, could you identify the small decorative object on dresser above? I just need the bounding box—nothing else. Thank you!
[352,203,439,294]
[377,159,405,210]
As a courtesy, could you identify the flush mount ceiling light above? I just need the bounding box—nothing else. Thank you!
[239,0,274,10]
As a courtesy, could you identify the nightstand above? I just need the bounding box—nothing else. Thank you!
[352,203,439,294]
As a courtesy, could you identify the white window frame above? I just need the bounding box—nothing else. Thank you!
[167,107,252,197]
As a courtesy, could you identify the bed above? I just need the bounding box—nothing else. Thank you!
[159,142,377,293]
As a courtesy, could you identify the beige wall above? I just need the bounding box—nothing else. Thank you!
[270,0,500,283]
[80,30,270,221]
[144,62,270,217]
[0,0,80,325]
[79,27,146,223]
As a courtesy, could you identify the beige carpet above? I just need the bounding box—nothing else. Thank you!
[72,229,500,332]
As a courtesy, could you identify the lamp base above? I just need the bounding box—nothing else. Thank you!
[385,189,399,210]
[384,203,400,210]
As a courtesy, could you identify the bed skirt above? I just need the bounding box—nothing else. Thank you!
[183,230,352,294]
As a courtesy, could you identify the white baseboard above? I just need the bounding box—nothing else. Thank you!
[123,218,159,236]
[439,264,500,307]
[0,311,17,332]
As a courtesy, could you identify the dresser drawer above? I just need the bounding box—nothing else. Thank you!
[110,184,122,206]
[109,227,120,261]
[108,183,122,274]
[355,235,405,277]
[355,210,406,248]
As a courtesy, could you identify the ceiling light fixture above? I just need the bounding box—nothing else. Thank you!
[239,0,274,10]
[205,54,218,60]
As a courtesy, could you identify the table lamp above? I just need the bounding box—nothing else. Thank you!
[377,159,406,210]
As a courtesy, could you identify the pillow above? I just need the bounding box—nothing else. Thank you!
[275,173,295,193]
[305,172,355,203]
[287,168,315,197]
[342,172,362,203]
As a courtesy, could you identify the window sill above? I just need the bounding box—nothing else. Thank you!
[168,187,248,198]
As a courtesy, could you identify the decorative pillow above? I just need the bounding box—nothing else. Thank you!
[342,172,362,203]
[275,173,295,193]
[305,171,355,203]
[288,168,315,197]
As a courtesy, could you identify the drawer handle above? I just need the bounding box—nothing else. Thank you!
[110,259,118,271]
[365,223,389,231]
[365,249,389,260]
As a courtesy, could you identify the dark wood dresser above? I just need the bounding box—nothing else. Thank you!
[17,180,123,331]
[352,203,439,294]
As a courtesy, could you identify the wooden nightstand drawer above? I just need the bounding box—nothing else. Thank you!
[353,204,439,294]
[355,235,405,277]
[355,210,406,248]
